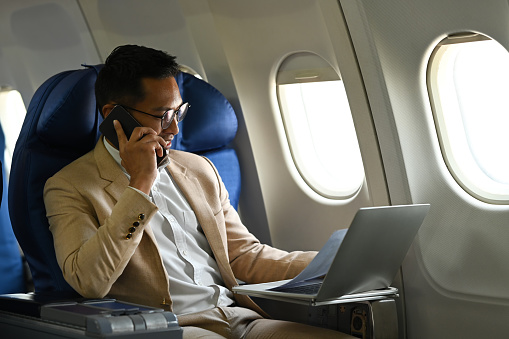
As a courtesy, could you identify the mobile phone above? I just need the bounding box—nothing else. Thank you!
[99,105,168,167]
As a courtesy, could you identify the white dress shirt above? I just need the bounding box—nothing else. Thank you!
[104,138,235,315]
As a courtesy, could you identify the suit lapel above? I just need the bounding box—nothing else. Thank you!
[166,157,263,313]
[168,158,231,271]
[94,138,129,199]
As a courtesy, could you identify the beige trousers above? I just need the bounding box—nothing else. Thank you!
[177,306,356,339]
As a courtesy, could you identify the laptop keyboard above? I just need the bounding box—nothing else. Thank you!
[273,282,322,295]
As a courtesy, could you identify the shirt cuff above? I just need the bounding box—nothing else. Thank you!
[128,186,152,202]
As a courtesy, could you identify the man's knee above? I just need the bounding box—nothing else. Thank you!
[182,325,227,338]
[245,318,357,339]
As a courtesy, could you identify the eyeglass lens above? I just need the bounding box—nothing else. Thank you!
[163,102,189,128]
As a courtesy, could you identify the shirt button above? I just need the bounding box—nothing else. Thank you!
[182,250,187,256]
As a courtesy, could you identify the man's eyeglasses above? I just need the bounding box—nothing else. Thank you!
[121,102,189,129]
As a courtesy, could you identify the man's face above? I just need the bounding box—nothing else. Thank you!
[128,76,182,146]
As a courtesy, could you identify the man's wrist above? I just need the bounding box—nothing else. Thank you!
[128,186,152,201]
[128,177,153,196]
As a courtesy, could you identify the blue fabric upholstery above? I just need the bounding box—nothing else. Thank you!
[0,125,25,293]
[9,65,104,293]
[9,65,241,293]
[174,72,240,209]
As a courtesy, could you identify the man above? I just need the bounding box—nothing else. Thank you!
[44,45,354,338]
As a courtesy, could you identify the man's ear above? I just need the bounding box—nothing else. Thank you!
[102,104,116,118]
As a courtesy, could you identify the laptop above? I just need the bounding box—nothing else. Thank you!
[233,204,430,306]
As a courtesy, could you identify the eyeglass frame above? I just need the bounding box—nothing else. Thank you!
[120,102,189,129]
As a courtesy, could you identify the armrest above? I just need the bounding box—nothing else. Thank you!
[0,293,182,339]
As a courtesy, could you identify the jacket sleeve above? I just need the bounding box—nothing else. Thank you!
[44,175,158,298]
[201,157,317,284]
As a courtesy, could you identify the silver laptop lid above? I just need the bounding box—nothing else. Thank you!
[317,204,430,300]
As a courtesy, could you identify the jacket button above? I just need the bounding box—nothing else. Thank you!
[138,213,145,221]
[125,233,133,240]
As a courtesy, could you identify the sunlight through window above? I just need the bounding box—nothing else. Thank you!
[428,34,509,203]
[0,88,26,177]
[277,53,364,199]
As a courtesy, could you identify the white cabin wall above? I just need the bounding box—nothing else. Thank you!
[0,0,101,194]
[78,0,204,79]
[341,0,509,337]
[204,0,386,251]
[0,1,100,105]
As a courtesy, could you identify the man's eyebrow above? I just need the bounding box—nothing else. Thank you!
[153,102,184,112]
[152,106,168,112]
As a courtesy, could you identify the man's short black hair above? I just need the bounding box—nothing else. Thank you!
[95,45,180,115]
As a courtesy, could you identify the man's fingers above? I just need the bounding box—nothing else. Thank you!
[114,122,158,145]
[113,120,128,145]
[129,126,158,142]
[155,143,165,157]
[114,123,166,158]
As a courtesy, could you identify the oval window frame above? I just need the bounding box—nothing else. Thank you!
[276,52,365,199]
[427,33,509,204]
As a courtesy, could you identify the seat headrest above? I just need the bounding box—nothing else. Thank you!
[36,65,103,154]
[173,72,238,153]
[35,68,237,155]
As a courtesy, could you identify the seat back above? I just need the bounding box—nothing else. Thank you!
[9,65,104,293]
[9,65,240,293]
[173,72,240,209]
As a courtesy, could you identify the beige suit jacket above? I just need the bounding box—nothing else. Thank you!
[44,139,315,315]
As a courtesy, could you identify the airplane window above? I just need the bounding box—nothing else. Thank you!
[277,53,364,199]
[428,33,509,203]
[0,88,26,178]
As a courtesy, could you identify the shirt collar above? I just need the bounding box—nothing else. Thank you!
[103,137,124,169]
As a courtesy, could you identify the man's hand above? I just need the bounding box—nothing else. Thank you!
[113,120,167,195]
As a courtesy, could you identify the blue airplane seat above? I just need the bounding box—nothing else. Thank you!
[9,65,104,294]
[173,72,240,209]
[8,65,241,294]
[0,126,25,294]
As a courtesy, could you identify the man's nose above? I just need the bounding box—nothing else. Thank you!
[164,118,179,135]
